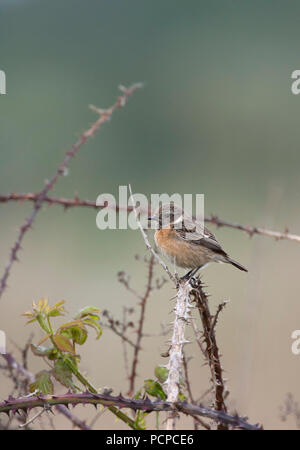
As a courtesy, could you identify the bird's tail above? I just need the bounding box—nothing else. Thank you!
[227,257,248,272]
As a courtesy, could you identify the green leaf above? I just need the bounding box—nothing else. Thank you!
[24,317,37,325]
[48,310,65,317]
[154,366,169,383]
[134,388,143,400]
[74,306,100,320]
[30,370,53,394]
[134,410,147,430]
[58,321,88,345]
[52,358,76,390]
[82,318,102,339]
[36,313,51,334]
[60,328,87,345]
[47,300,66,317]
[144,379,166,400]
[52,333,75,354]
[178,392,187,402]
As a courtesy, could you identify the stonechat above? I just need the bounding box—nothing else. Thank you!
[148,203,247,279]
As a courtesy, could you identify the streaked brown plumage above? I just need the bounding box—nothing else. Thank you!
[148,203,247,278]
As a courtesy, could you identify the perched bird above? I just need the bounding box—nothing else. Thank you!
[148,203,247,279]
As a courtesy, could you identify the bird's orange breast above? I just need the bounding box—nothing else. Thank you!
[154,228,215,269]
[154,228,175,250]
[154,228,191,267]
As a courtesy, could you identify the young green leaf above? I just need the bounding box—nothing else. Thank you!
[74,306,100,320]
[134,410,147,430]
[144,379,166,400]
[82,317,102,339]
[29,370,54,394]
[178,392,187,402]
[47,300,66,317]
[154,366,169,383]
[52,334,75,354]
[58,321,88,345]
[52,358,76,390]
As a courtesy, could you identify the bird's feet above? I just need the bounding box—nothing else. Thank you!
[180,269,193,282]
[179,271,199,288]
[188,276,199,288]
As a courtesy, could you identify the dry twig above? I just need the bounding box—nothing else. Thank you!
[128,255,155,396]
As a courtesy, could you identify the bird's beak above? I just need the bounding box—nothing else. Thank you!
[148,217,156,228]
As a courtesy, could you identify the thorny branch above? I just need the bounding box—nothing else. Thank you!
[190,279,228,430]
[0,83,142,300]
[165,281,193,430]
[0,392,261,430]
[1,193,299,244]
[1,353,91,430]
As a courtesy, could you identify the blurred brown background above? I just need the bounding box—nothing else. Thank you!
[1,0,300,429]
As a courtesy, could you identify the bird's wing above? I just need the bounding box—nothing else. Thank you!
[176,224,228,257]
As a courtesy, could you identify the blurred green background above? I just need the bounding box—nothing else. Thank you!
[1,0,300,429]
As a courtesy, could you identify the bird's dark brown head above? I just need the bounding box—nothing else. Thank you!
[148,202,184,229]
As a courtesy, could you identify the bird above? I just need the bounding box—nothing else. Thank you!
[148,203,247,279]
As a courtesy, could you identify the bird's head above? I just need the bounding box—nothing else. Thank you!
[148,202,185,229]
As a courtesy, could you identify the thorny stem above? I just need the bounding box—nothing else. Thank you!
[165,281,193,430]
[191,279,228,430]
[2,193,299,244]
[0,392,261,430]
